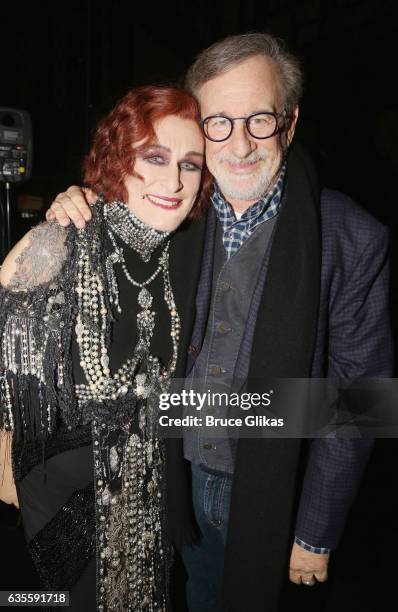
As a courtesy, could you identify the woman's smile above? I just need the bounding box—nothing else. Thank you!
[145,194,183,209]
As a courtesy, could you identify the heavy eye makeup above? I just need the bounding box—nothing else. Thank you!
[179,158,203,172]
[140,146,203,172]
[141,149,167,165]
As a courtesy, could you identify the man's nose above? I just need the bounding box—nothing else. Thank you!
[229,120,255,158]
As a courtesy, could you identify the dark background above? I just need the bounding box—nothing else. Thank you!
[1,0,398,610]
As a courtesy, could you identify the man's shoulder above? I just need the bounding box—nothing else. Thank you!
[320,188,388,245]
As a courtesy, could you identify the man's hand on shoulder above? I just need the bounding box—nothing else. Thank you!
[289,542,329,586]
[46,186,96,228]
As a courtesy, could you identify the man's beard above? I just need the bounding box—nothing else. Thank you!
[213,148,283,202]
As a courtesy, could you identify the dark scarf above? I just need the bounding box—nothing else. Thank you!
[223,143,321,612]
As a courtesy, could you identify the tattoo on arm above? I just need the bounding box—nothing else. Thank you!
[8,223,68,291]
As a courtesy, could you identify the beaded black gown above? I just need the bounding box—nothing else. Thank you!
[9,225,174,611]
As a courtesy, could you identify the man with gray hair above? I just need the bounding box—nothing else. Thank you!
[47,32,392,612]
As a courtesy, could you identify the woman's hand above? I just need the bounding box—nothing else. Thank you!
[0,478,19,508]
[46,186,97,229]
[0,431,19,509]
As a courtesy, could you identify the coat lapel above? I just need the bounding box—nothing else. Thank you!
[249,144,321,378]
[168,215,207,378]
[166,215,207,549]
[184,208,217,375]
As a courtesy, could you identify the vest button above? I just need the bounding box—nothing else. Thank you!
[187,344,199,356]
[209,365,222,376]
[217,321,231,334]
[203,442,214,450]
[220,280,232,291]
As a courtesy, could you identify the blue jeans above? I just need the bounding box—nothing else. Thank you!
[182,462,233,612]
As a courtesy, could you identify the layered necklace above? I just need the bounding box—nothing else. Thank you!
[74,200,181,405]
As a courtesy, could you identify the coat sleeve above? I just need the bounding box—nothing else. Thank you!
[294,216,393,550]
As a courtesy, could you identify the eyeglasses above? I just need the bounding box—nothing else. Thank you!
[200,110,290,142]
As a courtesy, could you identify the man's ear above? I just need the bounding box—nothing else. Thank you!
[286,105,299,147]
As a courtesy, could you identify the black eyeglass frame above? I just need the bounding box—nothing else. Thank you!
[200,110,291,142]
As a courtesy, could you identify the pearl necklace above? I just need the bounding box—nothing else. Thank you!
[74,201,180,405]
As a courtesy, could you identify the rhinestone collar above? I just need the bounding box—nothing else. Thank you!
[103,200,171,262]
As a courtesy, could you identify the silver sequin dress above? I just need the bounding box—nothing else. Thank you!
[0,203,179,611]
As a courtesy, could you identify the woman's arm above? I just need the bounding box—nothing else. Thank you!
[0,222,70,505]
[0,222,68,290]
[0,430,19,508]
[0,230,34,288]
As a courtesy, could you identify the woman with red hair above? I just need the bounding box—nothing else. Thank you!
[0,85,209,610]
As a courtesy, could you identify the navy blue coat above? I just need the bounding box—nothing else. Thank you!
[169,145,393,611]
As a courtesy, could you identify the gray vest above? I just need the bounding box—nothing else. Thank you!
[183,215,277,473]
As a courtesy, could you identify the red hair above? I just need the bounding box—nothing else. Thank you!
[83,85,212,218]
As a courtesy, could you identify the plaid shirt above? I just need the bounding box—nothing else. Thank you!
[210,160,287,259]
[295,537,331,555]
